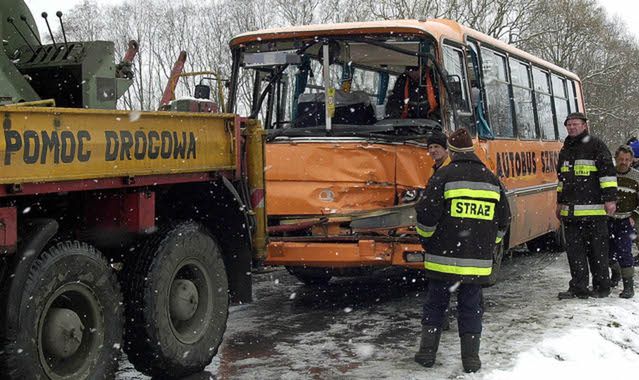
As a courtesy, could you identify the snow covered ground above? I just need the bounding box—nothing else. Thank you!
[117,250,639,379]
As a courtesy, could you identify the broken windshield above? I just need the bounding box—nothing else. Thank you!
[233,34,459,140]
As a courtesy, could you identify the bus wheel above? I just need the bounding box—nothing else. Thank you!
[484,243,504,287]
[526,228,565,253]
[1,241,123,379]
[123,222,229,378]
[286,266,332,286]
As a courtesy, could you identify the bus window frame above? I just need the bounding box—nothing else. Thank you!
[531,66,558,142]
[477,44,517,140]
[550,73,570,141]
[441,39,476,135]
[509,57,539,141]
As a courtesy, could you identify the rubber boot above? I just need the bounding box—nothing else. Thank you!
[610,262,621,287]
[620,267,635,299]
[460,334,481,373]
[414,326,441,367]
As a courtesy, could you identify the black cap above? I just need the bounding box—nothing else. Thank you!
[427,130,447,149]
[564,112,588,126]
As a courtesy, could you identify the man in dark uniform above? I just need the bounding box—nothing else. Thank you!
[386,66,438,119]
[556,112,617,299]
[607,145,636,298]
[414,128,511,373]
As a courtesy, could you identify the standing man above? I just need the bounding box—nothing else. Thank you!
[414,128,510,373]
[556,112,617,299]
[608,145,636,298]
[427,130,450,173]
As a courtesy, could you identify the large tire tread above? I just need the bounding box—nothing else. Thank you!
[123,222,229,378]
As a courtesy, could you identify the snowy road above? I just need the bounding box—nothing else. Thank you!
[116,250,639,379]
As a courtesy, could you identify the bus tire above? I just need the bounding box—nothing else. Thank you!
[123,222,229,378]
[1,241,123,380]
[526,228,565,253]
[286,266,332,286]
[484,243,504,287]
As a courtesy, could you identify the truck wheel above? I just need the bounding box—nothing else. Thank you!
[123,222,229,378]
[286,266,332,286]
[1,241,123,379]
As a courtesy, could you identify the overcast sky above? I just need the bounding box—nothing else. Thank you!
[22,0,639,41]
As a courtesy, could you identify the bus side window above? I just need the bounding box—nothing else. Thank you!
[481,47,514,138]
[509,58,537,139]
[443,44,474,133]
[551,74,569,140]
[532,67,556,140]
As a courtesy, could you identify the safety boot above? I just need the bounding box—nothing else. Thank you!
[414,325,441,367]
[610,262,621,287]
[589,287,611,298]
[460,334,481,373]
[620,267,635,299]
[558,288,589,299]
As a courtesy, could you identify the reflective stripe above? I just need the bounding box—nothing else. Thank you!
[444,181,501,201]
[573,165,597,176]
[575,159,596,166]
[560,204,607,217]
[424,253,493,276]
[557,182,563,193]
[560,166,570,173]
[416,223,436,238]
[444,188,500,201]
[573,209,606,216]
[599,176,617,189]
[445,181,501,193]
[424,261,492,276]
[450,199,495,220]
[496,230,506,244]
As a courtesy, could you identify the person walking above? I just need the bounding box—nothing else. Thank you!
[556,112,617,299]
[414,128,510,373]
[608,145,636,298]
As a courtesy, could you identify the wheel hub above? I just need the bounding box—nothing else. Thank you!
[170,279,199,321]
[42,307,85,359]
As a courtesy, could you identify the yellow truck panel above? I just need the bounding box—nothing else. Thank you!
[0,107,237,184]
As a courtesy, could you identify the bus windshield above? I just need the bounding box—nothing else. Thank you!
[233,34,463,140]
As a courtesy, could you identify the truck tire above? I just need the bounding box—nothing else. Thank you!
[1,241,123,380]
[286,266,332,286]
[123,222,229,378]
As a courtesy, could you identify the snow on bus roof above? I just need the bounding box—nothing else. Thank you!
[230,18,579,81]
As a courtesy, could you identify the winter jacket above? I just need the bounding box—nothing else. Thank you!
[556,131,617,220]
[613,167,639,220]
[415,151,511,284]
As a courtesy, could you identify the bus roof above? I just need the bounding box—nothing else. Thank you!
[229,19,579,81]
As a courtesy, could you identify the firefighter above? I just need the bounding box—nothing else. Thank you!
[414,128,511,373]
[608,145,636,298]
[556,112,617,299]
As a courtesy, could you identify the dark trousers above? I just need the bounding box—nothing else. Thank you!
[422,279,483,335]
[608,218,635,268]
[564,218,610,293]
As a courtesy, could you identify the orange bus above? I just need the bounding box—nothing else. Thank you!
[228,19,582,285]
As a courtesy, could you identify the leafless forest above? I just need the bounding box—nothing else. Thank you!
[60,0,639,146]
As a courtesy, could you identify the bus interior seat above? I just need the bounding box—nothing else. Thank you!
[294,90,377,128]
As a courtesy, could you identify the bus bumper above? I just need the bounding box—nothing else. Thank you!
[266,240,425,269]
